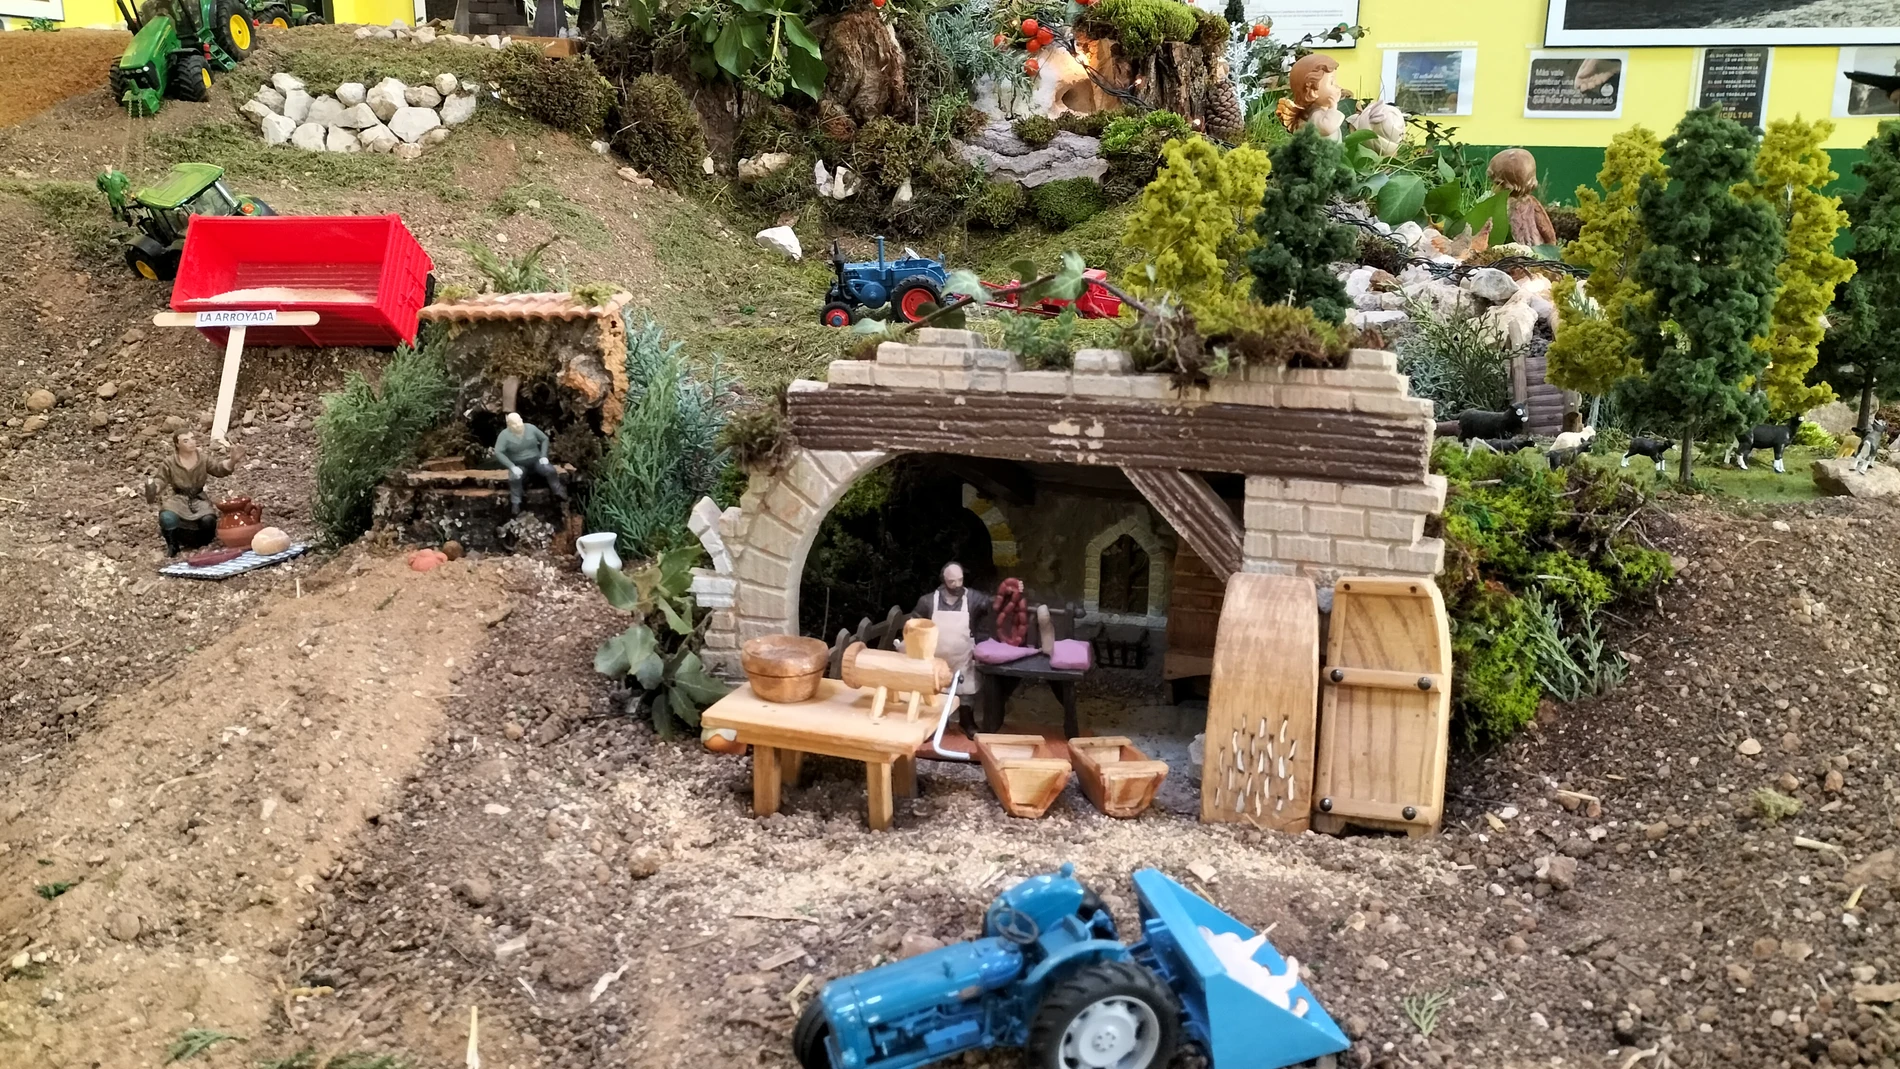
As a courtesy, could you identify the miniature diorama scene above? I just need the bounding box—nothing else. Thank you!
[5,0,1900,1067]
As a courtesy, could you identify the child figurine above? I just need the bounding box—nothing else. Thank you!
[1277,54,1346,140]
[1487,148,1558,247]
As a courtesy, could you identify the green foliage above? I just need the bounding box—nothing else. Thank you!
[313,332,454,546]
[1120,136,1271,320]
[998,307,1080,368]
[927,2,1029,105]
[23,15,57,28]
[588,316,731,558]
[735,104,802,158]
[1057,112,1111,137]
[34,880,75,900]
[718,395,793,471]
[848,117,931,189]
[494,45,615,136]
[1197,301,1349,370]
[1741,118,1852,416]
[613,75,709,187]
[461,238,555,293]
[1013,115,1058,147]
[676,0,825,101]
[1561,126,1665,348]
[1794,420,1839,452]
[1076,0,1200,58]
[165,1029,242,1063]
[1101,110,1193,200]
[737,150,817,213]
[1191,8,1230,51]
[1434,445,1670,744]
[1615,108,1786,482]
[1247,125,1357,324]
[970,179,1028,228]
[1397,300,1517,419]
[594,546,730,738]
[1815,121,1900,421]
[573,281,620,307]
[1752,788,1803,824]
[1028,177,1107,230]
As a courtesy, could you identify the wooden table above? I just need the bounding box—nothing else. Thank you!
[701,678,950,831]
[971,654,1086,739]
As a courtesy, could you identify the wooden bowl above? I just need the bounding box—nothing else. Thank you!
[741,635,829,703]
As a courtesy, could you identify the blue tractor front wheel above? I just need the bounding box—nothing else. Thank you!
[793,997,833,1068]
[1028,961,1181,1069]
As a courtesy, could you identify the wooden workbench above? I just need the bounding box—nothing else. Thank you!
[701,678,952,831]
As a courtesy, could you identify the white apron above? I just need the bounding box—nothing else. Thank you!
[933,590,979,695]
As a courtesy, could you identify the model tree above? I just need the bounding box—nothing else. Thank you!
[1122,136,1272,317]
[1613,107,1786,485]
[1247,124,1357,324]
[1813,121,1900,429]
[1739,117,1854,416]
[1546,126,1665,399]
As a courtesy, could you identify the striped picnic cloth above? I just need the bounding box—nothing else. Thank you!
[161,543,309,581]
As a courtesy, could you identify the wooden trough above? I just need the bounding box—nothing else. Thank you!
[972,733,1072,818]
[1069,736,1168,819]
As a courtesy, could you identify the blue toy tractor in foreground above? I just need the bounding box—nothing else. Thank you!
[821,237,950,327]
[794,865,1349,1069]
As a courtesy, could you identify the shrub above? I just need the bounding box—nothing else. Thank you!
[971,179,1028,228]
[738,151,817,212]
[1794,420,1838,452]
[954,105,992,140]
[586,316,732,557]
[1057,112,1111,137]
[1120,135,1270,318]
[313,329,455,546]
[1029,177,1107,230]
[1077,0,1200,58]
[850,116,932,189]
[1546,204,1582,244]
[1397,299,1521,419]
[462,238,556,293]
[1247,125,1357,324]
[1013,115,1058,147]
[613,75,708,187]
[997,307,1080,369]
[495,44,616,136]
[1752,789,1802,824]
[1198,301,1349,370]
[1101,110,1192,200]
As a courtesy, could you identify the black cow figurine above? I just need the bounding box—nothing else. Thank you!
[1478,436,1538,454]
[1852,418,1889,475]
[1733,415,1803,473]
[1622,436,1672,473]
[1451,402,1529,442]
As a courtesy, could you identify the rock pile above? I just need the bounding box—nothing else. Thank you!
[349,18,517,48]
[956,121,1106,188]
[1336,222,1560,346]
[241,72,480,158]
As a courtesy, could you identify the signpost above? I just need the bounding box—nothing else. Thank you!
[151,308,321,443]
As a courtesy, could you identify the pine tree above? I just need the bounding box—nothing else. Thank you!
[1122,135,1271,318]
[1815,121,1900,428]
[1739,117,1854,416]
[1612,107,1786,484]
[1247,124,1358,324]
[1546,126,1665,398]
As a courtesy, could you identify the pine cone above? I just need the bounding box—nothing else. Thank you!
[1206,81,1243,139]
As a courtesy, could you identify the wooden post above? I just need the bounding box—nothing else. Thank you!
[152,310,320,443]
[865,761,895,830]
[892,755,917,799]
[752,745,782,817]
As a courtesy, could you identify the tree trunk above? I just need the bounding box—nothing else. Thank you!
[1860,382,1876,434]
[1587,394,1601,429]
[1678,430,1695,485]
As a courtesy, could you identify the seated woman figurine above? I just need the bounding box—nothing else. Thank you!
[146,431,245,556]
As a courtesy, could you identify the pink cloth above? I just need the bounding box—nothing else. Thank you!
[1050,639,1092,671]
[973,639,1039,665]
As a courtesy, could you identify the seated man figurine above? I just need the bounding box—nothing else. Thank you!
[145,431,245,556]
[493,412,567,515]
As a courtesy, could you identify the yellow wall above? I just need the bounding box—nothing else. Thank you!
[6,0,412,27]
[1322,0,1886,152]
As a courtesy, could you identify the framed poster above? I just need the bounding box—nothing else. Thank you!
[1835,46,1900,118]
[1694,47,1772,127]
[1241,0,1360,46]
[1545,0,1900,47]
[1524,51,1626,117]
[0,0,65,17]
[1381,48,1478,116]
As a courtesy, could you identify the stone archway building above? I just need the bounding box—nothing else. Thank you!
[690,330,1447,675]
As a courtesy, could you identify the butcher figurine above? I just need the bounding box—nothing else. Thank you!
[492,412,568,516]
[146,431,245,556]
[912,562,990,695]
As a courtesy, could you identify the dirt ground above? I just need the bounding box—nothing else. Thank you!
[2,29,1899,1069]
[0,29,128,128]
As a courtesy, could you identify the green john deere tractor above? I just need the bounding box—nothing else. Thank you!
[107,0,256,117]
[96,164,275,280]
[252,0,325,27]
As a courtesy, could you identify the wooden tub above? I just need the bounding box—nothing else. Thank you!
[1069,736,1168,818]
[972,733,1072,818]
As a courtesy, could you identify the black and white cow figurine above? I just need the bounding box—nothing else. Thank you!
[1733,415,1803,473]
[1622,436,1672,473]
[1852,418,1889,475]
[1451,402,1530,442]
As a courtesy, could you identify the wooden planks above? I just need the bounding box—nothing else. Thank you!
[973,734,1072,818]
[1070,736,1169,819]
[1163,546,1225,682]
[1201,574,1321,831]
[787,386,1431,485]
[1121,467,1242,579]
[1311,576,1452,837]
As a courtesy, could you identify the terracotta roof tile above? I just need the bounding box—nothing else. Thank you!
[417,291,632,323]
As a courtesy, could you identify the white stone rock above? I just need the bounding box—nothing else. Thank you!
[830,164,859,200]
[253,85,285,111]
[460,78,478,93]
[484,34,502,49]
[358,123,399,153]
[421,126,451,146]
[737,151,793,182]
[617,166,653,188]
[375,27,397,39]
[1484,301,1537,348]
[446,34,469,43]
[354,26,375,38]
[414,25,436,43]
[388,106,442,144]
[305,94,345,127]
[366,77,409,122]
[439,93,477,125]
[755,226,802,261]
[892,178,913,207]
[335,81,366,106]
[335,102,380,130]
[590,139,609,154]
[240,99,276,127]
[394,142,424,160]
[434,72,459,97]
[701,155,716,176]
[325,125,362,153]
[290,122,327,151]
[1347,308,1410,330]
[405,84,442,108]
[1344,267,1375,299]
[282,87,312,123]
[270,72,306,93]
[260,112,298,146]
[1392,220,1424,248]
[1461,267,1520,304]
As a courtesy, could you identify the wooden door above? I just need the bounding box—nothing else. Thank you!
[1201,573,1319,831]
[1163,545,1225,681]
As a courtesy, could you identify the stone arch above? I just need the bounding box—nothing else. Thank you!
[959,483,1020,570]
[1081,512,1170,627]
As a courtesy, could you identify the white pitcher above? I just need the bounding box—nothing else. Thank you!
[576,531,621,579]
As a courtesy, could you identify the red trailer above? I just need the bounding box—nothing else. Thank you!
[170,214,434,348]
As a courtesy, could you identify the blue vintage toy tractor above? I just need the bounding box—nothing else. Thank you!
[793,865,1350,1069]
[821,237,950,327]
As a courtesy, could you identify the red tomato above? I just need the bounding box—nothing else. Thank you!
[994,32,1007,46]
[1024,57,1040,75]
[872,0,885,7]
[1021,17,1039,35]
[1253,22,1267,35]
[1033,30,1053,48]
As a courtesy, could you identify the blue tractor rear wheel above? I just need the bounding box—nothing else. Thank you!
[1028,960,1181,1069]
[793,997,833,1068]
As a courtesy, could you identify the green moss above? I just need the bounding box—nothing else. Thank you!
[613,75,708,188]
[848,117,932,189]
[737,151,817,213]
[970,179,1027,228]
[1028,177,1107,230]
[1100,110,1192,200]
[1057,112,1111,137]
[494,45,615,136]
[1013,115,1058,147]
[1077,0,1201,58]
[1191,8,1231,51]
[1451,588,1543,745]
[735,104,803,159]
